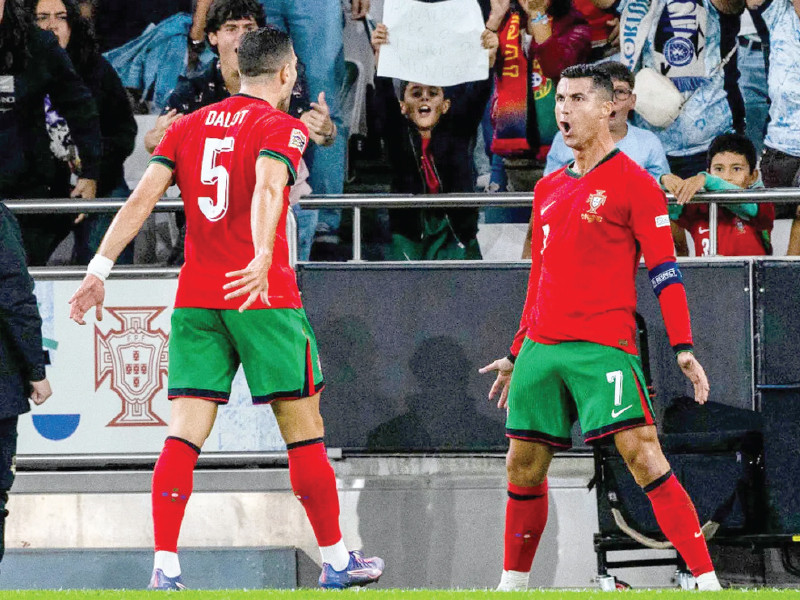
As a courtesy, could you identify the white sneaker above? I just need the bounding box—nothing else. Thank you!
[696,571,722,591]
[497,569,529,591]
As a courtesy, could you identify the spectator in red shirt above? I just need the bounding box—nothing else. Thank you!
[488,0,591,191]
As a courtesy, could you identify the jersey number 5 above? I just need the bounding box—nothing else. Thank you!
[199,137,235,222]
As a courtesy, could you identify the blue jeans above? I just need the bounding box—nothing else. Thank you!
[261,0,346,237]
[73,180,134,265]
[737,40,769,157]
[292,203,319,261]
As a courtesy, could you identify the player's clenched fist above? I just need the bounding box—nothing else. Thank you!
[68,274,105,325]
[29,378,53,405]
[223,251,272,312]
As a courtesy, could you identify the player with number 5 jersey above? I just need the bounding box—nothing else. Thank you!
[68,27,384,591]
[151,92,305,310]
[481,65,720,592]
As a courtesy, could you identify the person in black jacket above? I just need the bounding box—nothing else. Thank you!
[0,203,52,566]
[0,0,101,266]
[371,23,497,260]
[30,0,137,264]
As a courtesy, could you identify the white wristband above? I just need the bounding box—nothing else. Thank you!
[87,254,114,281]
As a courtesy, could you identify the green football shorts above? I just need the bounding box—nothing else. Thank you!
[168,308,324,404]
[506,339,654,447]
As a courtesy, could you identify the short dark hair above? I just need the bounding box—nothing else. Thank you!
[560,64,614,100]
[237,26,293,77]
[205,0,266,35]
[597,61,635,91]
[707,133,757,172]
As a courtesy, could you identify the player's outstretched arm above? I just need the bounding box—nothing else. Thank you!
[223,156,290,312]
[479,356,515,409]
[677,351,710,404]
[68,163,173,325]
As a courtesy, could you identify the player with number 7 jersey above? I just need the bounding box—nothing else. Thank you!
[481,65,718,592]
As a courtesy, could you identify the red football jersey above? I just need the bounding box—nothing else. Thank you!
[512,150,693,356]
[678,204,774,256]
[152,94,309,309]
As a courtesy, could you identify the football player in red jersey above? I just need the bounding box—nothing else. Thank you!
[481,64,720,591]
[68,27,383,590]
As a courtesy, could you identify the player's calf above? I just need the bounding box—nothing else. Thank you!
[288,438,385,588]
[644,470,720,590]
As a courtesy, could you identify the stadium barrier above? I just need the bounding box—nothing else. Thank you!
[6,187,799,260]
[3,190,799,464]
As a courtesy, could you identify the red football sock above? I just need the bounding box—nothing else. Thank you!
[151,436,200,553]
[645,471,714,577]
[503,480,548,572]
[287,439,342,547]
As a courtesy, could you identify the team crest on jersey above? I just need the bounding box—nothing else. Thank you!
[582,190,607,223]
[289,128,307,152]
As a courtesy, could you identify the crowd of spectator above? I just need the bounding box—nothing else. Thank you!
[0,0,798,266]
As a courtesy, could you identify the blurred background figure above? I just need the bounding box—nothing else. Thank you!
[146,0,337,263]
[0,0,101,266]
[29,0,137,264]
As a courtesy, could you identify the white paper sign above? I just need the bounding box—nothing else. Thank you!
[377,0,489,87]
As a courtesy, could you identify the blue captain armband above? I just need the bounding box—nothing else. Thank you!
[649,261,683,297]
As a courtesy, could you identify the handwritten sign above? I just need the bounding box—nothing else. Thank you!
[377,0,489,87]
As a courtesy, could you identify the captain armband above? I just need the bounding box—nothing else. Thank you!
[649,261,684,298]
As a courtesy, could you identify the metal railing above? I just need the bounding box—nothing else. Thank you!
[5,188,799,263]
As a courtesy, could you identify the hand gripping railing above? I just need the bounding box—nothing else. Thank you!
[5,188,799,263]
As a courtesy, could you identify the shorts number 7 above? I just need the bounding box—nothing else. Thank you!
[606,370,623,406]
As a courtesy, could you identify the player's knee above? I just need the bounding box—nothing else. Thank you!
[274,409,324,444]
[506,451,547,486]
[622,446,669,486]
[167,422,211,449]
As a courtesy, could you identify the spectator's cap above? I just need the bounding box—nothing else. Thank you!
[205,0,266,35]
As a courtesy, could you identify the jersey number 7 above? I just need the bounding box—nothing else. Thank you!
[199,137,235,222]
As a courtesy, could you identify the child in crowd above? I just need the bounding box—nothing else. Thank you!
[663,133,774,256]
[370,23,498,260]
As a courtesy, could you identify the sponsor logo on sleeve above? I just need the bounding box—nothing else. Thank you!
[655,214,670,228]
[652,268,678,286]
[289,128,307,152]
